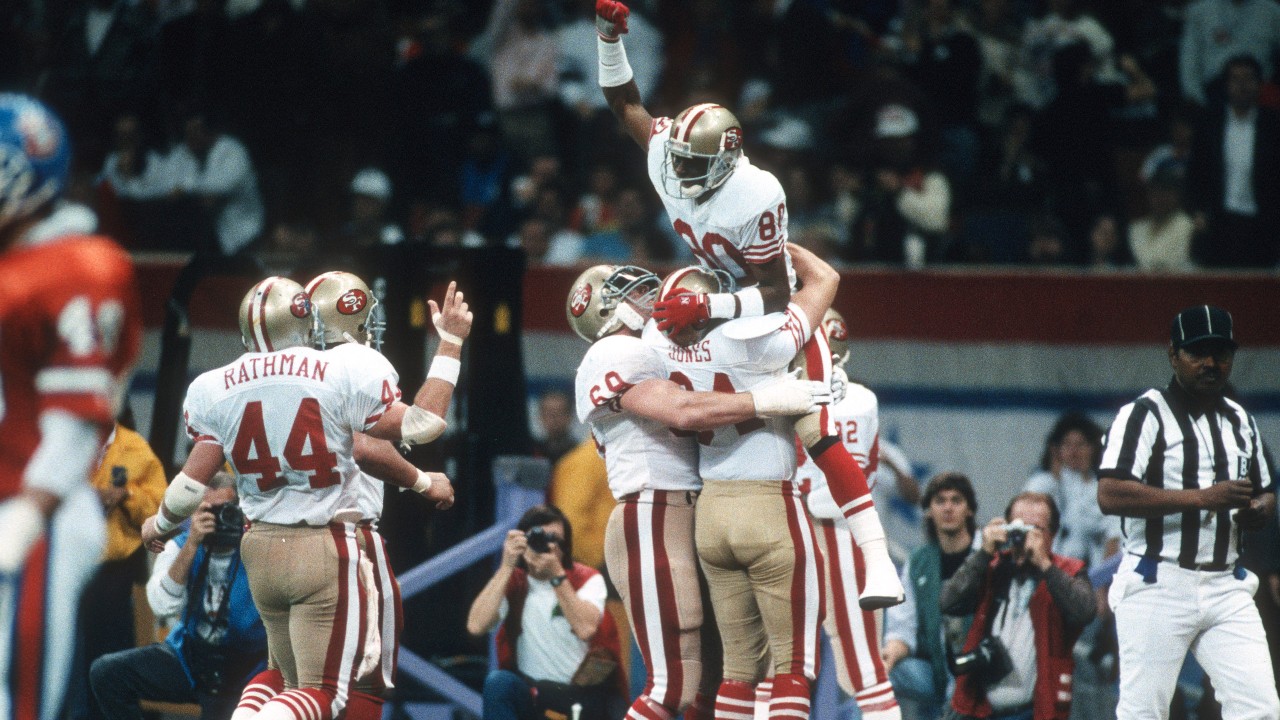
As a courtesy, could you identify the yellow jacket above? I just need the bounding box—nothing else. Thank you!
[547,437,613,571]
[92,425,168,562]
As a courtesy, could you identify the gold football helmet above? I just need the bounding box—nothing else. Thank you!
[306,271,384,349]
[655,265,734,344]
[566,264,661,342]
[238,277,312,352]
[662,103,744,199]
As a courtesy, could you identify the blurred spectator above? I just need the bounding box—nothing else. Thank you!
[166,108,264,256]
[883,472,978,720]
[471,0,561,162]
[98,112,170,248]
[1179,0,1280,107]
[511,154,564,213]
[569,163,622,235]
[532,389,576,465]
[1031,43,1154,256]
[40,0,157,171]
[546,437,611,571]
[406,201,487,248]
[898,0,984,181]
[1086,214,1130,269]
[1023,212,1070,265]
[1013,0,1119,109]
[1128,167,1197,272]
[466,504,623,720]
[1187,54,1280,268]
[657,0,746,108]
[1024,413,1119,569]
[72,420,168,720]
[519,183,585,264]
[256,219,323,278]
[390,8,493,206]
[90,474,266,719]
[557,0,662,175]
[580,186,678,263]
[849,104,951,266]
[943,492,1097,720]
[511,216,581,265]
[874,437,924,564]
[1139,106,1196,183]
[970,0,1025,130]
[335,167,405,249]
[460,121,518,241]
[737,0,853,122]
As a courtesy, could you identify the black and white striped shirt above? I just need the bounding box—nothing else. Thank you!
[1099,379,1274,568]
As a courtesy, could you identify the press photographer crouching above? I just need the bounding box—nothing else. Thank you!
[91,473,267,720]
[466,504,624,720]
[940,492,1096,720]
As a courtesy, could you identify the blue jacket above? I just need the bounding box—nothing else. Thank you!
[164,531,267,689]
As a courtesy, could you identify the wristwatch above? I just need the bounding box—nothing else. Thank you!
[550,574,566,588]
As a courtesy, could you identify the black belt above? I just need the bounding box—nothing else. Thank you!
[1179,560,1230,572]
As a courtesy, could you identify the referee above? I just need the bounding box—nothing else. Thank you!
[1098,305,1279,720]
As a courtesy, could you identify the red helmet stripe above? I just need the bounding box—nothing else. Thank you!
[305,271,339,296]
[660,266,701,301]
[677,103,721,143]
[255,277,278,352]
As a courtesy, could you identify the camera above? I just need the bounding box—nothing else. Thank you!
[948,636,1013,684]
[526,526,555,554]
[205,502,245,549]
[1001,518,1033,551]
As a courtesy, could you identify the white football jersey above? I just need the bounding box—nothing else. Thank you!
[646,118,794,287]
[797,383,880,520]
[352,471,386,523]
[645,305,812,482]
[575,334,701,499]
[183,343,400,525]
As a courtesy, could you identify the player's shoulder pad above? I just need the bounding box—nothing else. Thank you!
[841,382,877,412]
[580,334,662,378]
[717,157,785,225]
[721,312,788,340]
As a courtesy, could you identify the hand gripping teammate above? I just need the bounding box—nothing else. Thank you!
[569,263,829,720]
[595,0,902,610]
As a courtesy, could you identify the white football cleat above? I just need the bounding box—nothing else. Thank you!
[859,552,905,610]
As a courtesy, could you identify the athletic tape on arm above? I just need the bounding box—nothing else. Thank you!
[402,405,447,445]
[162,472,207,519]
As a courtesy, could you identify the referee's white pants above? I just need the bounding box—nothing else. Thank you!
[1110,554,1280,720]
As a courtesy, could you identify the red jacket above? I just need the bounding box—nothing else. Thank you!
[952,554,1087,720]
[495,564,625,696]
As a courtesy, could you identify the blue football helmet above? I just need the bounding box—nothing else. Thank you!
[0,94,71,228]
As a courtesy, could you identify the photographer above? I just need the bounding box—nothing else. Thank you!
[466,504,622,720]
[90,474,266,720]
[941,492,1096,720]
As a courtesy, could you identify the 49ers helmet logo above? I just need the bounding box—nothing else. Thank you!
[825,317,849,341]
[290,293,310,318]
[337,288,368,315]
[570,282,592,317]
[723,126,743,151]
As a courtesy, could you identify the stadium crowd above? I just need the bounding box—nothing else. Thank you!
[5,0,1280,270]
[4,1,1280,720]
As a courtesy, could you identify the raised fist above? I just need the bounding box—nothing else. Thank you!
[653,293,710,334]
[596,0,630,39]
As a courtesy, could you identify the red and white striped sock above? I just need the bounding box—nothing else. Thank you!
[753,680,773,720]
[683,691,716,720]
[714,680,756,720]
[232,669,284,720]
[767,673,811,720]
[627,695,676,720]
[855,681,901,720]
[254,689,335,720]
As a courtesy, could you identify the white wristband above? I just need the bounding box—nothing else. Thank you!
[428,355,461,385]
[412,471,433,496]
[707,293,737,319]
[597,35,634,87]
[735,287,765,318]
[154,512,176,535]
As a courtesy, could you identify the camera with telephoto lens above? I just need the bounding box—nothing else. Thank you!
[948,636,1013,685]
[204,502,245,549]
[526,526,555,554]
[1001,518,1034,551]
